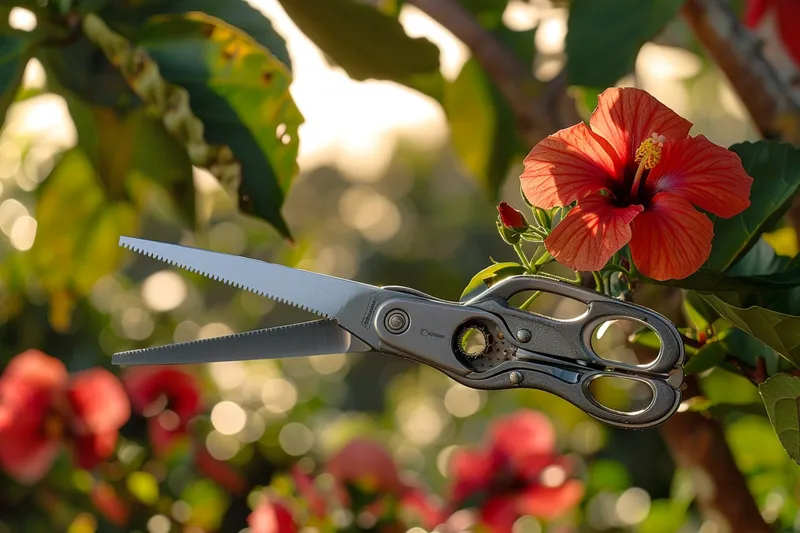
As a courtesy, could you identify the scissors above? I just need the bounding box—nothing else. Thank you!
[112,237,685,429]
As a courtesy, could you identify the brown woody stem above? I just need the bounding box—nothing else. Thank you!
[403,0,579,146]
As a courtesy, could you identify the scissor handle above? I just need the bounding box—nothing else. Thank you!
[465,275,685,375]
[443,360,682,429]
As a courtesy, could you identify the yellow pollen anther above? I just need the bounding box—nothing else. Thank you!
[634,132,665,170]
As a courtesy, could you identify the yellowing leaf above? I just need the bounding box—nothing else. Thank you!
[763,226,799,258]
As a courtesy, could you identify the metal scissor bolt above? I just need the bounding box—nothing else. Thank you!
[516,329,531,342]
[385,309,410,334]
[509,371,523,385]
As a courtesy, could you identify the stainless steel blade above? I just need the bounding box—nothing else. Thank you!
[119,237,393,345]
[113,319,372,366]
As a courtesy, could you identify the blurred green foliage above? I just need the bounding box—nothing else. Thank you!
[1,0,800,532]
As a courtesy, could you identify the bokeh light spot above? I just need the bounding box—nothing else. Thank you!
[9,8,36,31]
[211,401,247,435]
[0,199,28,236]
[396,398,445,445]
[146,514,171,533]
[9,214,36,250]
[444,383,483,417]
[198,322,234,339]
[309,353,346,374]
[261,378,298,413]
[121,308,155,341]
[205,430,241,461]
[171,500,192,523]
[615,487,651,526]
[512,516,543,533]
[540,465,567,488]
[279,422,313,456]
[142,270,187,312]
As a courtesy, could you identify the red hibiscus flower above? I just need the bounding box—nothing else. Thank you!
[520,87,753,280]
[745,0,800,67]
[248,498,298,533]
[0,350,130,483]
[123,366,245,494]
[448,410,583,533]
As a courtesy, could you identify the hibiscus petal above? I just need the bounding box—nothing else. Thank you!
[68,369,130,435]
[629,193,714,281]
[123,367,202,423]
[647,135,752,218]
[544,195,643,272]
[590,88,692,164]
[1,349,68,390]
[490,411,555,461]
[0,432,60,484]
[72,431,119,469]
[520,122,622,208]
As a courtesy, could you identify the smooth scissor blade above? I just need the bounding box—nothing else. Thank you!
[113,319,372,366]
[119,237,392,345]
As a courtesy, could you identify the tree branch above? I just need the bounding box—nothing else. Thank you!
[404,0,579,146]
[681,0,800,143]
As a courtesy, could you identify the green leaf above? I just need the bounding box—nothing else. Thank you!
[683,290,718,331]
[684,341,726,375]
[717,327,795,376]
[758,373,800,464]
[0,30,32,126]
[700,293,800,368]
[101,0,292,69]
[444,58,522,200]
[139,12,303,238]
[276,0,443,100]
[707,141,800,271]
[460,262,526,301]
[565,0,683,87]
[31,149,139,331]
[38,31,140,109]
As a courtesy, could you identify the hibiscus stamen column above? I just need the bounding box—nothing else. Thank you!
[631,132,665,195]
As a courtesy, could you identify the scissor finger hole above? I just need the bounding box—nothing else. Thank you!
[586,375,655,414]
[590,319,659,365]
[506,289,589,320]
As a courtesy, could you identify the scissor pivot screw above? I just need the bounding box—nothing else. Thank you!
[509,371,523,385]
[516,329,532,343]
[385,309,410,334]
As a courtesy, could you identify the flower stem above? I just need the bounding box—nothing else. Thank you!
[513,243,532,272]
[518,291,541,310]
[592,271,604,292]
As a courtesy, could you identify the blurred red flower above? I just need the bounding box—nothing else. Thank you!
[746,0,800,67]
[248,498,298,533]
[448,411,583,532]
[325,439,445,529]
[91,481,130,526]
[0,350,130,483]
[520,87,752,280]
[122,366,201,457]
[123,366,245,494]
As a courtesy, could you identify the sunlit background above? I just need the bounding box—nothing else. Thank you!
[1,1,788,533]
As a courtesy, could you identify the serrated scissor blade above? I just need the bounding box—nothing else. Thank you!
[113,319,372,366]
[119,237,391,346]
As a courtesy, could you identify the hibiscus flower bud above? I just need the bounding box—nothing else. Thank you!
[497,202,528,231]
[497,202,529,245]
